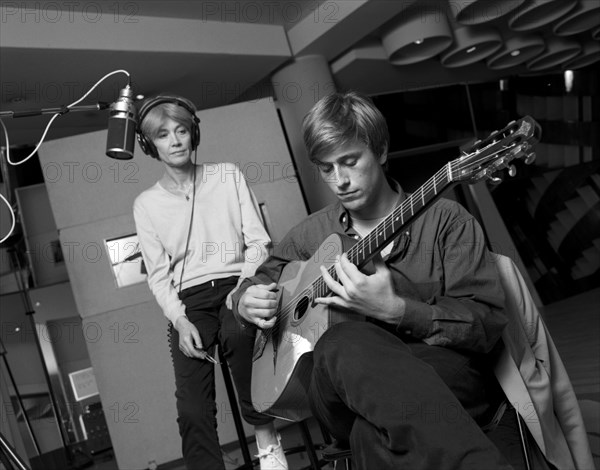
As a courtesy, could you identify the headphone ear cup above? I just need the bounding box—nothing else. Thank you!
[190,118,200,151]
[136,132,159,159]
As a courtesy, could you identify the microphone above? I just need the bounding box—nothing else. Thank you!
[106,85,137,159]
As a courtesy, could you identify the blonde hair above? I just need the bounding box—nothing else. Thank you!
[139,101,193,141]
[302,91,389,162]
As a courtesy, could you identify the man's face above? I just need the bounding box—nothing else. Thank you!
[314,140,388,216]
[151,118,192,165]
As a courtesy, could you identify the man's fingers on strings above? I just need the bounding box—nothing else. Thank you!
[257,316,276,329]
[320,264,345,297]
[314,295,347,309]
[339,253,366,287]
[257,282,278,293]
[372,252,391,276]
[248,286,278,302]
[249,297,278,309]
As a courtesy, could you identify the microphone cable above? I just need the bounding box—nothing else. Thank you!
[177,136,200,296]
[0,69,130,166]
[0,69,131,244]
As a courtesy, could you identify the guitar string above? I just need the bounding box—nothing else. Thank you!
[260,140,520,340]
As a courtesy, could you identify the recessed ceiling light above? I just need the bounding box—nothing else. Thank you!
[414,39,423,45]
[510,50,521,57]
[466,46,477,53]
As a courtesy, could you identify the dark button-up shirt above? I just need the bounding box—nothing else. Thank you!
[233,188,507,354]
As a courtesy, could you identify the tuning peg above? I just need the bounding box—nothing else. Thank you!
[489,175,503,185]
[525,152,536,165]
[508,165,517,177]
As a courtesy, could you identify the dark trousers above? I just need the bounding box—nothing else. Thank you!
[169,276,272,470]
[308,321,513,470]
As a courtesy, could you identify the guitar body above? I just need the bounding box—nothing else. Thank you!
[250,233,363,421]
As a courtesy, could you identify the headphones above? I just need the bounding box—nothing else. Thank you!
[136,95,201,159]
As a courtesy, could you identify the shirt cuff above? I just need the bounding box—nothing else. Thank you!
[396,298,433,339]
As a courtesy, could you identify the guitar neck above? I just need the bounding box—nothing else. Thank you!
[351,163,454,267]
[312,162,455,299]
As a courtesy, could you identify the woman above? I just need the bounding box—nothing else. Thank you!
[132,94,287,470]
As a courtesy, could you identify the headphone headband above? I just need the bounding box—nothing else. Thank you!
[136,95,200,159]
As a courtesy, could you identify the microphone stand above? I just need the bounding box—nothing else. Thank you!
[7,248,92,470]
[0,337,35,470]
[0,103,110,119]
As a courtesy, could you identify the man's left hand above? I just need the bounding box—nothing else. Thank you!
[315,253,405,323]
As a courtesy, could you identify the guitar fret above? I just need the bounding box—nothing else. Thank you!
[421,186,425,206]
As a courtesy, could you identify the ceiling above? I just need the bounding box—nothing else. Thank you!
[1,0,599,147]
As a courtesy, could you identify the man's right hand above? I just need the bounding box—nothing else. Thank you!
[238,282,279,329]
[174,316,207,359]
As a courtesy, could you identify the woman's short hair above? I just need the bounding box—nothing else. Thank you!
[302,91,389,161]
[139,100,194,141]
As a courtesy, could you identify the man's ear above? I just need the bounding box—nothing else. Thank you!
[378,144,388,166]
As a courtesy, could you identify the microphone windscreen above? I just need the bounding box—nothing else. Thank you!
[106,113,136,160]
[106,85,137,160]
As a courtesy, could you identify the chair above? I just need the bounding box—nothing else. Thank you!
[493,254,594,470]
[320,255,595,470]
[216,344,330,469]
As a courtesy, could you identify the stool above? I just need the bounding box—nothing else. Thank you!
[321,440,352,470]
[217,344,330,469]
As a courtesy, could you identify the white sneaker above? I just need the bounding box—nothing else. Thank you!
[255,434,288,470]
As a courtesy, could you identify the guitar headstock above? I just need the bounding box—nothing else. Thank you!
[452,116,541,185]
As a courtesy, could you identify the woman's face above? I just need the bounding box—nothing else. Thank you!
[151,118,192,166]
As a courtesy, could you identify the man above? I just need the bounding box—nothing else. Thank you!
[232,91,512,469]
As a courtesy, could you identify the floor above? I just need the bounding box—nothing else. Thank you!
[80,416,331,470]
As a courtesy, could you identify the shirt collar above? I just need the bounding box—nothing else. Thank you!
[336,178,405,232]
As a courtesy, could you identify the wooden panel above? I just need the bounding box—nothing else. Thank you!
[15,184,69,286]
[82,304,181,469]
[250,178,307,245]
[38,132,163,230]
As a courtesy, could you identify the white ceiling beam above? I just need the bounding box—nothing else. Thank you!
[0,5,291,57]
[286,0,419,60]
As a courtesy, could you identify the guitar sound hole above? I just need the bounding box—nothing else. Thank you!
[294,297,309,321]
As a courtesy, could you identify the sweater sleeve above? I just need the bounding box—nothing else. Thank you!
[235,166,272,278]
[133,197,187,326]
